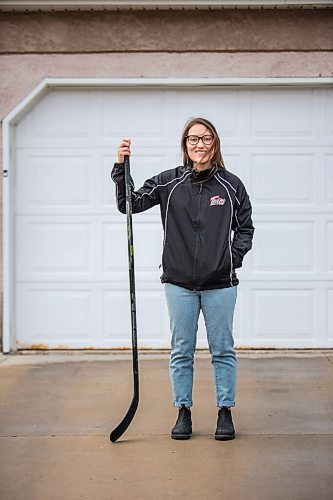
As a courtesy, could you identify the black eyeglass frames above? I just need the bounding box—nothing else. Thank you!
[186,135,214,145]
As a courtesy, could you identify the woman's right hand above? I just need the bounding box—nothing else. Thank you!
[117,138,131,164]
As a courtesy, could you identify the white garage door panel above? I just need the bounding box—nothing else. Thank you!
[31,92,92,137]
[15,151,95,213]
[235,282,330,348]
[16,219,93,277]
[102,91,167,139]
[251,155,315,206]
[14,86,333,349]
[15,91,96,148]
[253,289,315,339]
[250,90,315,138]
[253,221,315,273]
[103,290,170,347]
[16,286,93,347]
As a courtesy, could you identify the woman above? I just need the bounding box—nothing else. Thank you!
[112,117,254,441]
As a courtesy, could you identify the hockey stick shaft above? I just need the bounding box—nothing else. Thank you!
[110,155,139,442]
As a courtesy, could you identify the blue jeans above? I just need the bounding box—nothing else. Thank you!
[164,283,237,408]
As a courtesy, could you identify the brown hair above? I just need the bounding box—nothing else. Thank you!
[181,117,225,169]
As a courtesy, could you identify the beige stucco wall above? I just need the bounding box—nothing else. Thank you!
[0,9,332,348]
[1,10,333,53]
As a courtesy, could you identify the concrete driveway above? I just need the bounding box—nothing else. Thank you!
[0,350,332,500]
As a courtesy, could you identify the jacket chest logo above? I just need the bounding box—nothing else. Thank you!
[210,195,226,206]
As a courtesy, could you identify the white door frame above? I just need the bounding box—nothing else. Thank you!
[2,76,333,353]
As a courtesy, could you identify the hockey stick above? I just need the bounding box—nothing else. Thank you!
[110,155,139,443]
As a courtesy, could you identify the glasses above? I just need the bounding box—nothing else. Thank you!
[186,135,214,146]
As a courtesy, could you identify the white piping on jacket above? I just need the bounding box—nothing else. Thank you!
[111,167,190,212]
[217,174,240,205]
[132,170,190,201]
[214,174,234,286]
[162,172,192,251]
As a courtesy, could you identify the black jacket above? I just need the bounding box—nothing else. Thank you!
[111,163,254,291]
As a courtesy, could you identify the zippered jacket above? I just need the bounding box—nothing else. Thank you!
[111,163,254,291]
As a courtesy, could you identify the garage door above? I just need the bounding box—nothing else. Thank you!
[14,86,333,349]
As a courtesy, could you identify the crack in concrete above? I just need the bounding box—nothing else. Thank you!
[323,353,333,368]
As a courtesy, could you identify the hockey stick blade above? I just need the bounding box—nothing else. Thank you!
[110,393,139,442]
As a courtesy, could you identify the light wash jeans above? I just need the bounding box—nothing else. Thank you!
[164,283,237,408]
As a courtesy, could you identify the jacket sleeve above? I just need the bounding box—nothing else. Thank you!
[231,181,255,269]
[111,162,161,214]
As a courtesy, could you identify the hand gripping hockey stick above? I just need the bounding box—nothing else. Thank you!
[110,155,139,442]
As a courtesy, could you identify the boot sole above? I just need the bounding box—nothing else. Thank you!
[171,434,192,440]
[215,434,235,441]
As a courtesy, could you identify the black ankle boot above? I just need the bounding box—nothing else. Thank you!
[215,407,235,441]
[171,405,192,440]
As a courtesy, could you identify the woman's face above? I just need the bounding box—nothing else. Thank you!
[186,123,214,168]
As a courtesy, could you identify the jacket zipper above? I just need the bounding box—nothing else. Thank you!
[192,182,203,290]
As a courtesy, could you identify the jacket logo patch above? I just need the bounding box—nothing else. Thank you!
[210,195,226,206]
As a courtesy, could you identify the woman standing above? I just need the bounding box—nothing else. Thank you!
[112,117,254,440]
